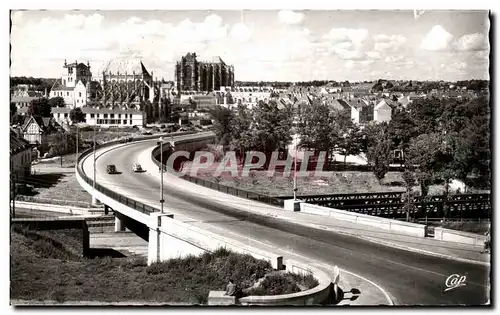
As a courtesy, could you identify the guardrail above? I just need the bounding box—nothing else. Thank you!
[76,131,200,215]
[77,133,345,306]
[150,143,285,208]
[275,192,491,220]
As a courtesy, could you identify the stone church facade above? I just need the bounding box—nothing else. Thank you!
[175,53,235,94]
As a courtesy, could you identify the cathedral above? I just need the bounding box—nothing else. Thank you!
[174,53,235,94]
[97,59,158,108]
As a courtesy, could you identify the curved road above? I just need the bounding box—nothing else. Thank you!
[82,137,489,306]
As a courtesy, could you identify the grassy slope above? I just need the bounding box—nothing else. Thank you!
[11,231,317,304]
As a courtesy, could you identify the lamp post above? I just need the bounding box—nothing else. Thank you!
[75,124,79,168]
[293,133,298,200]
[158,137,164,213]
[293,107,299,200]
[92,121,97,205]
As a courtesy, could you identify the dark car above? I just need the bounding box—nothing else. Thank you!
[106,165,118,174]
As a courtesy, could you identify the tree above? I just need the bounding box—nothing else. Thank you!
[210,105,234,147]
[367,136,392,184]
[70,107,86,124]
[229,103,255,163]
[387,109,417,153]
[401,170,417,221]
[252,100,294,166]
[10,102,17,121]
[28,98,51,117]
[406,132,453,197]
[407,97,446,136]
[297,100,335,166]
[48,96,66,108]
[334,113,363,167]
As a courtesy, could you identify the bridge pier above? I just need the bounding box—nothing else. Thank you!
[148,212,174,265]
[115,216,126,232]
[147,212,206,265]
[91,196,100,206]
[104,205,111,215]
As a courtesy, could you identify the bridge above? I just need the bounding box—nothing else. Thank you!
[275,192,491,220]
[75,132,489,305]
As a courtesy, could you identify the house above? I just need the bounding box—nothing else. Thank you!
[49,60,95,108]
[338,98,374,124]
[10,128,32,182]
[374,100,393,123]
[20,115,63,154]
[11,96,39,110]
[51,107,146,128]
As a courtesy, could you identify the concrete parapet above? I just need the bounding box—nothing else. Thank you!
[300,203,426,238]
[208,291,236,306]
[434,227,486,246]
[238,259,333,306]
[284,199,303,212]
[12,201,102,216]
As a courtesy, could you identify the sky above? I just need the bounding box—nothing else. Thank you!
[10,10,490,82]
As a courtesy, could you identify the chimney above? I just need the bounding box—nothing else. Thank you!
[16,126,22,139]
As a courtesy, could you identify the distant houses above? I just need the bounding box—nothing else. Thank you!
[10,128,32,182]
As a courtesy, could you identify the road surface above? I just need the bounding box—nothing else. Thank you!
[81,138,490,306]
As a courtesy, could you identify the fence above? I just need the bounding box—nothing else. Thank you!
[150,143,285,208]
[76,131,203,216]
[276,191,491,220]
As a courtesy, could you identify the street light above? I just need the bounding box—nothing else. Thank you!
[75,124,79,169]
[293,108,299,200]
[92,120,97,206]
[158,137,164,214]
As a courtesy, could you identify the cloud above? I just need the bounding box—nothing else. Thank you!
[335,48,366,60]
[278,10,304,25]
[474,50,489,60]
[374,34,407,52]
[324,28,370,60]
[230,23,253,42]
[365,51,382,59]
[451,62,467,70]
[455,33,488,51]
[325,28,369,45]
[421,25,454,51]
[361,59,375,66]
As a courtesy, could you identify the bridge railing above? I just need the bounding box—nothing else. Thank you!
[76,131,202,215]
[150,144,285,208]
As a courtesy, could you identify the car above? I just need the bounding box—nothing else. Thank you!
[132,163,143,172]
[106,164,118,174]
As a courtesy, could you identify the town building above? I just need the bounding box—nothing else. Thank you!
[97,59,158,107]
[51,107,145,128]
[11,96,39,110]
[175,53,235,94]
[49,60,96,108]
[20,115,61,146]
[374,99,393,123]
[10,128,32,182]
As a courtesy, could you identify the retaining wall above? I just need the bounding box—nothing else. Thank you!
[434,227,487,246]
[299,202,426,238]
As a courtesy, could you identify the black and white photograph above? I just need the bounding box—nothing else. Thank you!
[8,6,492,307]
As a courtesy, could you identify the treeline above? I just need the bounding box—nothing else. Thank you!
[10,76,57,91]
[210,95,490,219]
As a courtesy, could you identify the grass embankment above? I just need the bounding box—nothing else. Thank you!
[182,160,490,196]
[19,129,145,207]
[17,167,93,207]
[11,229,318,304]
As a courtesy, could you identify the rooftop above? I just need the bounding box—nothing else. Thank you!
[100,59,151,77]
[51,107,144,115]
[10,129,31,155]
